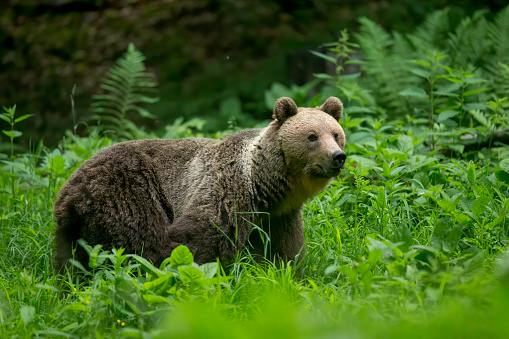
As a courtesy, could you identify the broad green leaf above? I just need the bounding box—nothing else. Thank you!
[451,210,473,224]
[339,266,357,282]
[472,195,489,216]
[499,159,509,172]
[178,266,204,284]
[397,135,414,152]
[463,103,487,111]
[20,305,36,325]
[464,76,487,84]
[399,87,428,98]
[198,262,218,279]
[495,166,509,184]
[51,155,65,173]
[143,273,174,292]
[348,132,376,146]
[463,88,488,97]
[142,294,173,305]
[349,155,377,169]
[2,130,22,138]
[469,110,490,127]
[344,106,376,114]
[430,219,463,252]
[393,224,413,252]
[170,245,194,266]
[410,68,432,78]
[437,110,459,122]
[448,144,465,153]
[437,199,456,212]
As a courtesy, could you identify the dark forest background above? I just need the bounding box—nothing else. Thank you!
[1,0,507,147]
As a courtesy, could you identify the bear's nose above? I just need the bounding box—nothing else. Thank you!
[332,150,347,167]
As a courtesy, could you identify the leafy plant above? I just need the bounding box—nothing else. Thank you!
[91,43,159,140]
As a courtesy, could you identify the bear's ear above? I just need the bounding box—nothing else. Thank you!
[320,96,343,120]
[273,97,298,123]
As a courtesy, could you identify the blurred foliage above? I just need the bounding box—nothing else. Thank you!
[1,0,508,147]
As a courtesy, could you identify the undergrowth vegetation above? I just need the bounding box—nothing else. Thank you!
[1,5,509,338]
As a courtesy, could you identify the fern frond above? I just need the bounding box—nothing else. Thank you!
[91,43,159,140]
[486,5,509,96]
[355,18,416,117]
[408,9,450,52]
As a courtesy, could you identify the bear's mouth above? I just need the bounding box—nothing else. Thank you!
[313,165,343,178]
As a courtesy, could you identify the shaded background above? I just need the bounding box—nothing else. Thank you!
[1,0,507,147]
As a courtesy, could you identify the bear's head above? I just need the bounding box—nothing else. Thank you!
[273,96,347,179]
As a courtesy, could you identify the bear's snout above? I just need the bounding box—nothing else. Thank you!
[332,150,347,169]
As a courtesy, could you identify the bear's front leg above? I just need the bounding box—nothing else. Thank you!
[267,212,306,263]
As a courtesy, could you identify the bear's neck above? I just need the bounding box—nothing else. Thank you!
[249,124,330,216]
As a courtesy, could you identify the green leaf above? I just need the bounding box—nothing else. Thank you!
[0,114,10,123]
[499,159,509,172]
[410,68,432,78]
[437,110,459,122]
[142,294,173,305]
[344,106,376,114]
[170,245,194,266]
[51,155,65,173]
[309,50,337,64]
[495,166,509,184]
[313,73,334,80]
[198,262,218,279]
[472,195,489,216]
[393,224,413,252]
[467,166,475,184]
[339,265,357,282]
[2,130,22,138]
[131,255,163,276]
[348,132,376,146]
[143,273,174,292]
[14,114,34,123]
[463,103,487,111]
[335,193,352,207]
[412,60,430,66]
[397,135,414,152]
[178,266,204,284]
[469,110,490,127]
[399,87,428,98]
[430,219,463,253]
[440,76,462,83]
[437,199,456,212]
[349,155,377,169]
[377,186,386,210]
[463,88,489,97]
[20,305,36,325]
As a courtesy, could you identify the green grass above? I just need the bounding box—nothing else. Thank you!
[1,105,508,338]
[2,6,509,337]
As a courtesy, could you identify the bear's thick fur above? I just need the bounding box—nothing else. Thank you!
[54,97,346,269]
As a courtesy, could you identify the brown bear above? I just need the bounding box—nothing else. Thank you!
[54,96,346,270]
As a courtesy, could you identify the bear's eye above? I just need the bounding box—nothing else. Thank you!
[308,134,318,142]
[333,133,339,141]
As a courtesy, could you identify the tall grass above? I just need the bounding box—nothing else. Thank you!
[1,6,509,337]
